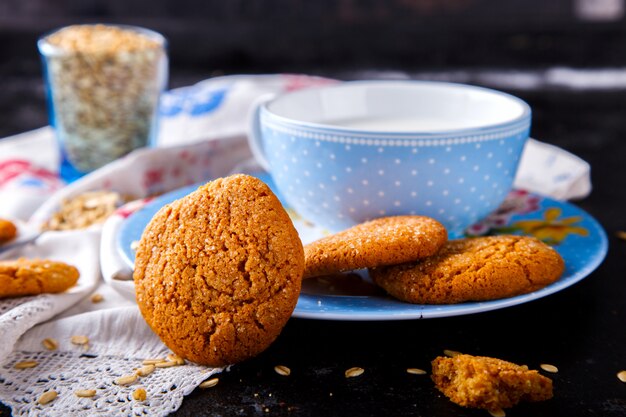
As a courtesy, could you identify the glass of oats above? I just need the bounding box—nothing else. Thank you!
[38,24,168,182]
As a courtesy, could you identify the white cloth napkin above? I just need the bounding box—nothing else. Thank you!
[0,74,592,416]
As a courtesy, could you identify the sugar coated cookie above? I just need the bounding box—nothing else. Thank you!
[370,235,564,304]
[134,174,304,366]
[431,354,553,410]
[0,258,80,298]
[304,216,447,278]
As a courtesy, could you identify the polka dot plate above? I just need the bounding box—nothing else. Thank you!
[117,172,607,321]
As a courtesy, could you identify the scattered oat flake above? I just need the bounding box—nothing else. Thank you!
[616,231,626,240]
[90,293,104,303]
[42,338,58,350]
[617,370,626,383]
[136,364,156,377]
[75,389,96,398]
[71,335,89,345]
[142,358,165,365]
[274,365,291,376]
[115,374,138,385]
[166,353,185,365]
[38,390,57,405]
[540,363,559,373]
[345,367,365,378]
[199,378,219,388]
[14,360,38,369]
[155,361,177,368]
[444,349,462,357]
[489,408,506,417]
[132,388,147,401]
[406,368,427,375]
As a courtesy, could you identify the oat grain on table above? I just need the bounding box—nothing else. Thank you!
[134,174,304,366]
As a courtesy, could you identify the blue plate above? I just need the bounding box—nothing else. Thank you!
[117,175,607,321]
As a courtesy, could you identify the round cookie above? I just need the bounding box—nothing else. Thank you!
[370,235,564,304]
[0,258,80,298]
[303,216,447,279]
[134,174,304,366]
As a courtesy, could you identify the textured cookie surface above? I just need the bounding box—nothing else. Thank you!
[134,174,304,366]
[371,235,564,304]
[431,354,553,410]
[0,218,17,243]
[0,258,80,298]
[304,216,447,278]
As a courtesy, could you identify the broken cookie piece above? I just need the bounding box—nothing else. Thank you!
[431,354,553,411]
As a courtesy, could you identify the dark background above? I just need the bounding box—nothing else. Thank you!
[2,0,626,138]
[2,1,626,416]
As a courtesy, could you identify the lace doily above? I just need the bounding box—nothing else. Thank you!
[0,307,224,417]
[0,295,56,358]
[1,350,221,417]
[0,230,101,359]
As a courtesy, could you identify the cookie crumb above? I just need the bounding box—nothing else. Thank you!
[132,388,147,401]
[90,293,104,303]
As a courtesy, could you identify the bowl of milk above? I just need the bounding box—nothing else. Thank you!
[248,80,531,235]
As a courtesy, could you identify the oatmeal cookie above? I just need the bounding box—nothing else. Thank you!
[134,174,304,366]
[0,218,17,243]
[431,354,553,410]
[0,258,80,298]
[370,235,564,304]
[304,216,447,278]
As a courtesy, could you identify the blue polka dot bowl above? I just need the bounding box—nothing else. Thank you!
[248,80,531,235]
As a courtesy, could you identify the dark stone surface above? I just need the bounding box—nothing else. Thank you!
[2,2,626,416]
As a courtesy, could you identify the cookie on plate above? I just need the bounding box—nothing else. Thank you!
[304,216,447,278]
[0,258,80,298]
[431,354,553,411]
[370,235,564,304]
[134,174,304,366]
[0,218,17,243]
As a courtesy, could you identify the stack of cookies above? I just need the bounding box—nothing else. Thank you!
[304,214,564,305]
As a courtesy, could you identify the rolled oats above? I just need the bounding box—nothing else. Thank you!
[199,378,219,388]
[38,390,57,405]
[42,338,58,350]
[39,24,167,174]
[345,367,365,378]
[44,191,125,230]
